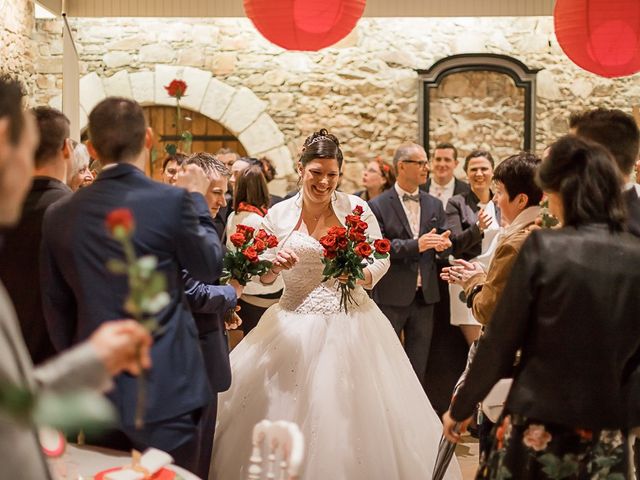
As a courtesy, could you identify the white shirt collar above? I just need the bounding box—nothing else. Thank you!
[394,182,419,198]
[624,181,640,196]
[431,176,455,191]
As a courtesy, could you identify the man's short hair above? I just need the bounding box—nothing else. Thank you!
[162,152,188,171]
[393,143,424,170]
[433,142,458,160]
[32,106,70,167]
[88,97,147,163]
[0,75,26,146]
[493,152,543,207]
[187,152,231,178]
[573,108,640,175]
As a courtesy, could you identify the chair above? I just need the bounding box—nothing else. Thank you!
[246,420,305,480]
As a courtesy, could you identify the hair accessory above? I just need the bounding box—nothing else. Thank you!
[307,135,334,148]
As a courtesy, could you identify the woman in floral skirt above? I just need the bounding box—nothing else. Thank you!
[442,135,640,479]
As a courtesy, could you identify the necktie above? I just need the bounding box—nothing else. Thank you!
[403,193,419,202]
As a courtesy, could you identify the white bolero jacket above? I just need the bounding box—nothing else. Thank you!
[260,191,390,289]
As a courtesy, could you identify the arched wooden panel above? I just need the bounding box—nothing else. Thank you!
[143,105,248,179]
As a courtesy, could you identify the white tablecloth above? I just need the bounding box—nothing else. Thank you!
[48,444,201,480]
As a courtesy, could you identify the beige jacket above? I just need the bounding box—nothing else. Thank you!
[0,281,109,479]
[463,207,540,326]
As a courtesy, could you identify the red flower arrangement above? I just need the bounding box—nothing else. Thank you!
[221,225,279,286]
[319,205,391,312]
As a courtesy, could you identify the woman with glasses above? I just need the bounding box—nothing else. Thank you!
[356,156,396,201]
[446,150,500,345]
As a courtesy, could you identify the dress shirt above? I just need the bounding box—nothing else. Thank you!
[624,181,640,196]
[394,183,420,239]
[428,177,456,206]
[394,183,422,287]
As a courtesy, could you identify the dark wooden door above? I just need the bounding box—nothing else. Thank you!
[143,106,247,179]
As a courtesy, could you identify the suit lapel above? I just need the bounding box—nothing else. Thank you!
[388,189,414,237]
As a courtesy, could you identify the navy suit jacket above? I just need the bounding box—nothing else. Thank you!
[41,163,222,428]
[369,188,448,307]
[0,177,71,365]
[182,272,235,393]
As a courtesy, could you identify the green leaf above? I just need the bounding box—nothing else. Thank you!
[106,259,128,274]
[33,390,117,434]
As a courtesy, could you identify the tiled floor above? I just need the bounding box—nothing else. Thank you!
[455,435,479,479]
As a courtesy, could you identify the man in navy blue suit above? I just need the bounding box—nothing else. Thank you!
[181,151,242,478]
[370,143,451,388]
[41,97,223,470]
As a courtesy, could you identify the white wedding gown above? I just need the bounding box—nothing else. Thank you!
[211,231,462,480]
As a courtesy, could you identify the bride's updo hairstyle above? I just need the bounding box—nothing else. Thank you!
[538,135,625,232]
[300,129,344,169]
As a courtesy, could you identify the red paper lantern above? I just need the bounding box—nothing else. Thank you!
[554,0,640,78]
[244,0,366,51]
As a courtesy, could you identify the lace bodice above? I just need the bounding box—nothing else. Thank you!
[278,231,368,314]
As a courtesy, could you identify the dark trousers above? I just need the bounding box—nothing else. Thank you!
[84,410,202,472]
[238,290,281,336]
[379,291,435,388]
[195,397,218,479]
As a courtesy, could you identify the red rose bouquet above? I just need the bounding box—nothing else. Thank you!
[221,225,279,286]
[319,205,391,312]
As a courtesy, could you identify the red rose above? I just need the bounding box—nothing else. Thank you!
[323,249,337,259]
[266,235,278,248]
[164,79,187,99]
[373,238,391,255]
[352,205,364,215]
[253,238,266,253]
[336,236,349,250]
[327,226,347,238]
[242,246,259,263]
[345,214,360,227]
[355,221,369,232]
[236,224,255,240]
[106,208,135,236]
[320,235,337,251]
[230,232,246,248]
[255,229,269,241]
[349,230,366,242]
[354,242,373,258]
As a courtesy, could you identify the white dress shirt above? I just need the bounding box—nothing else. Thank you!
[428,177,456,206]
[394,183,422,287]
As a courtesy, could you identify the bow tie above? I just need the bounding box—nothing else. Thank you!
[402,193,419,202]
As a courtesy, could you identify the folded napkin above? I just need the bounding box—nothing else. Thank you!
[103,449,173,480]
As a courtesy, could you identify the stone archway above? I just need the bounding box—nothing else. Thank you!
[48,65,295,183]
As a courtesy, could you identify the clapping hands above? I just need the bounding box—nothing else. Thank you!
[441,259,484,286]
[418,228,452,253]
[477,207,493,231]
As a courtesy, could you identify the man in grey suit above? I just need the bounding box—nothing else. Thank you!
[369,143,452,388]
[0,76,152,479]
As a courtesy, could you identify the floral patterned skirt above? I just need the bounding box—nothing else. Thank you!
[476,414,630,480]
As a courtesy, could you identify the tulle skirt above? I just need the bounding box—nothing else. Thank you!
[211,296,462,480]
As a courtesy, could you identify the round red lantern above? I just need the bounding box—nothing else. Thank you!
[554,0,640,78]
[244,0,366,51]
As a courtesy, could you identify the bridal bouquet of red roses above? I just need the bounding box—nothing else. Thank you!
[221,225,279,286]
[319,205,391,312]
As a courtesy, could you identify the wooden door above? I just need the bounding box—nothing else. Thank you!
[143,106,248,179]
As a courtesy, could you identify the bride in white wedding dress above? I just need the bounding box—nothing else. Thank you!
[211,130,461,480]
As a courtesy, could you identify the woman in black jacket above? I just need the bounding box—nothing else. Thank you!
[446,150,501,345]
[443,135,640,479]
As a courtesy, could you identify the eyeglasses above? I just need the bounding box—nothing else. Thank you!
[401,160,429,168]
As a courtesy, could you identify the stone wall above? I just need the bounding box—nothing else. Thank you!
[1,0,35,94]
[33,16,640,190]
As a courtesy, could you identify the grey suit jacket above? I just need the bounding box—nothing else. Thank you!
[0,281,109,479]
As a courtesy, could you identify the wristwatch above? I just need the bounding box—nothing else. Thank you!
[466,284,483,308]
